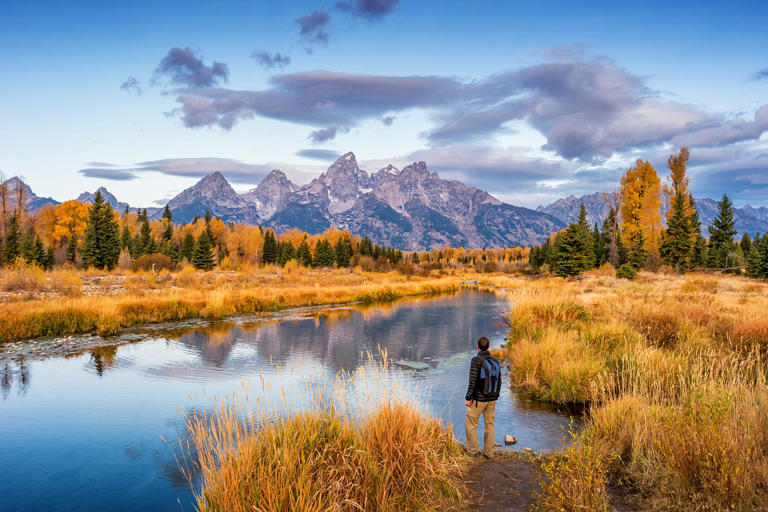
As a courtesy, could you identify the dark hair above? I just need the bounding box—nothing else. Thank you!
[477,336,489,351]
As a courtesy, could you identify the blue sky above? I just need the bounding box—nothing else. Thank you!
[1,0,767,208]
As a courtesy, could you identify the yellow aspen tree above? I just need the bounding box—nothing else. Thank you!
[620,159,662,257]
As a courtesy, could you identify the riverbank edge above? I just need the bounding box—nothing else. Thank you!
[0,272,515,345]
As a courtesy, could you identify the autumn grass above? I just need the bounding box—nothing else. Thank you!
[499,272,768,511]
[182,360,467,512]
[0,267,520,342]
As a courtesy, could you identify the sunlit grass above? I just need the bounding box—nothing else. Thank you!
[501,272,768,510]
[181,358,468,512]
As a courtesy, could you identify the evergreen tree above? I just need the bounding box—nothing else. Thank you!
[2,214,20,264]
[181,232,195,261]
[360,236,373,256]
[691,235,707,268]
[661,190,693,272]
[66,235,78,264]
[121,225,132,251]
[161,239,180,263]
[82,191,121,270]
[297,237,312,267]
[601,207,621,267]
[162,205,172,222]
[43,246,55,270]
[192,230,215,271]
[629,229,648,270]
[313,239,336,267]
[261,230,278,264]
[550,205,595,277]
[334,236,352,267]
[19,230,37,263]
[34,236,45,265]
[137,219,156,256]
[592,222,607,268]
[741,233,752,257]
[707,194,738,268]
[277,241,296,266]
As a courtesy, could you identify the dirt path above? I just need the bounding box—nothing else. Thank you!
[466,453,639,511]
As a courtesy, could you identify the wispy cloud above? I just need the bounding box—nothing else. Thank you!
[296,10,330,47]
[296,149,343,161]
[335,0,399,21]
[251,51,291,69]
[120,76,142,94]
[155,47,228,88]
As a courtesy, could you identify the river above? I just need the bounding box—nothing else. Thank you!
[0,290,577,512]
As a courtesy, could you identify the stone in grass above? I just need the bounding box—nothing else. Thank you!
[505,434,517,445]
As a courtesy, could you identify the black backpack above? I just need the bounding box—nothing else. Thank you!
[479,354,501,399]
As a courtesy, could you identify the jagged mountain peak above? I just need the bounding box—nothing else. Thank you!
[77,187,130,212]
[400,161,430,177]
[241,169,296,220]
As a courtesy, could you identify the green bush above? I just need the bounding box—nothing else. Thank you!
[616,263,637,280]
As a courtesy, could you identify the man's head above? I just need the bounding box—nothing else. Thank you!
[477,336,489,351]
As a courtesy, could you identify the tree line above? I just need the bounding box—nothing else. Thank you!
[529,148,768,278]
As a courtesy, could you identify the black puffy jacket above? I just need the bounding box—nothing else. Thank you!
[465,350,501,402]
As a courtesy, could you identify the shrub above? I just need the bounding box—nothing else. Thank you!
[616,264,637,280]
[130,253,174,272]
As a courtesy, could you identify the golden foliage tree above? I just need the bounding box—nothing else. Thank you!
[620,159,662,259]
[53,200,90,247]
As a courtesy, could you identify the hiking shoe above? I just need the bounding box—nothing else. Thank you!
[482,453,495,460]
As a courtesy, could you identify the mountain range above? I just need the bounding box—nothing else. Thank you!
[3,151,767,248]
[149,152,566,248]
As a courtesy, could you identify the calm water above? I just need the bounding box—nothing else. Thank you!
[0,290,576,512]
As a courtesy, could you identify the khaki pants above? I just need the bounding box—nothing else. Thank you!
[465,400,496,457]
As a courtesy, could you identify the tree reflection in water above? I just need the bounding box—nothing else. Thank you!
[1,358,31,399]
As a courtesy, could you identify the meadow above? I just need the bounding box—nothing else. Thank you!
[500,269,768,511]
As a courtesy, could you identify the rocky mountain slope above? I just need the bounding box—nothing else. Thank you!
[538,194,768,236]
[1,177,59,212]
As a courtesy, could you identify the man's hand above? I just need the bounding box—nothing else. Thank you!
[465,400,471,407]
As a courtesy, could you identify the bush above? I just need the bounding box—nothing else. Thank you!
[616,264,637,280]
[130,253,174,272]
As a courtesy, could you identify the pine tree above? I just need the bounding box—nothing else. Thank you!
[2,214,20,265]
[691,235,707,268]
[19,230,36,263]
[313,239,336,267]
[67,235,78,264]
[741,233,752,257]
[137,219,156,256]
[82,191,120,270]
[334,236,352,267]
[261,230,278,265]
[44,246,55,269]
[121,225,132,251]
[277,241,296,266]
[161,240,180,263]
[192,230,215,271]
[180,232,195,261]
[550,205,595,277]
[629,229,648,270]
[592,222,607,268]
[297,237,312,266]
[661,190,693,272]
[707,194,737,268]
[601,207,621,267]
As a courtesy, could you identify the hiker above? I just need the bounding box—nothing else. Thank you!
[464,336,501,458]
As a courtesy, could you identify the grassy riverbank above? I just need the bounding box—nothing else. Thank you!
[184,362,468,512]
[0,265,519,342]
[499,271,768,511]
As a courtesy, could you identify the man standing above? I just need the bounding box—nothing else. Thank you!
[465,336,502,458]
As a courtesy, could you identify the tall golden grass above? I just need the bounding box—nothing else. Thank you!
[501,273,768,511]
[182,359,467,512]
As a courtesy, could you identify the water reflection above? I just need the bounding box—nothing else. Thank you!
[1,358,30,399]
